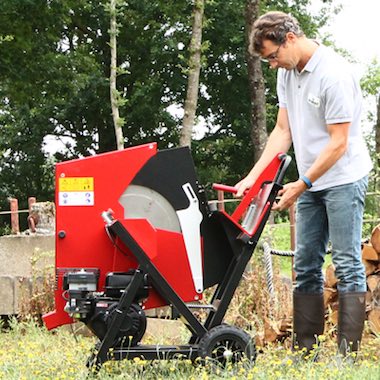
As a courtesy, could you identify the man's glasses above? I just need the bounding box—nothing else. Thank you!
[261,43,283,63]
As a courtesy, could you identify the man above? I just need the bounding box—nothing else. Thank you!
[236,11,372,355]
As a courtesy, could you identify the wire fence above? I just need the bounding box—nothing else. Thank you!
[0,198,37,234]
[1,190,379,236]
[212,190,380,223]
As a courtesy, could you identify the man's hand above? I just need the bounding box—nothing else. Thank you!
[235,174,257,198]
[272,179,307,211]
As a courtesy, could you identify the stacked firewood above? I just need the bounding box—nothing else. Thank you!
[324,224,380,335]
[259,226,380,345]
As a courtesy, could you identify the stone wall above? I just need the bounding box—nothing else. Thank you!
[0,234,54,315]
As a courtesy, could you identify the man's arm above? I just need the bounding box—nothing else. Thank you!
[235,107,292,197]
[273,121,350,210]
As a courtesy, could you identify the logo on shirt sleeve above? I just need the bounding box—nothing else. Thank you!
[307,93,321,108]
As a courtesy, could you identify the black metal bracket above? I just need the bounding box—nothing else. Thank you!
[88,270,145,371]
[90,153,291,366]
[201,180,285,333]
[107,221,207,339]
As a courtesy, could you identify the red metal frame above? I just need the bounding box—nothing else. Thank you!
[43,143,288,333]
[213,154,285,237]
[40,142,291,370]
[43,143,202,330]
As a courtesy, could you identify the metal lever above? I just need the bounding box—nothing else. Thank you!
[101,209,115,226]
[212,183,248,195]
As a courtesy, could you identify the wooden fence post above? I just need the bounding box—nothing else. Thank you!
[28,197,36,212]
[217,190,225,212]
[9,198,19,234]
[27,197,37,233]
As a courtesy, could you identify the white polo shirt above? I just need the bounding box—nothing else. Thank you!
[277,44,373,191]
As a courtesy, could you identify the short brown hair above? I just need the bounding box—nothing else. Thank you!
[250,11,304,53]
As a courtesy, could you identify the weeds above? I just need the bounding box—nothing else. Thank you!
[224,248,292,346]
[0,318,379,379]
[3,230,378,379]
[18,248,55,324]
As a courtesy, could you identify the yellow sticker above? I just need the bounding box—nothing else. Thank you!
[59,177,94,192]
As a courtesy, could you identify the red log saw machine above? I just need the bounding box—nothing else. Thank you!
[42,142,290,370]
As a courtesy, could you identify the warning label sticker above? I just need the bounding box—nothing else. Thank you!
[58,177,94,206]
[59,177,94,192]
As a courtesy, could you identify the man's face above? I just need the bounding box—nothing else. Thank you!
[260,38,298,70]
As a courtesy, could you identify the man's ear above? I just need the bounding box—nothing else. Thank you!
[285,32,297,43]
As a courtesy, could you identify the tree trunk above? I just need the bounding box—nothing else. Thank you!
[179,0,204,148]
[110,0,125,151]
[245,0,267,163]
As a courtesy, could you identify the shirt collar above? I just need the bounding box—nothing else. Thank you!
[301,42,323,73]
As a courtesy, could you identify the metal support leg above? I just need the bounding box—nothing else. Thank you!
[88,270,144,372]
[109,221,207,338]
[205,247,253,329]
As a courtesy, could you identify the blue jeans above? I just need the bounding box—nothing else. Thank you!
[294,176,368,294]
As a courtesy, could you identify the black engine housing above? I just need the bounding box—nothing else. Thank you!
[63,269,149,347]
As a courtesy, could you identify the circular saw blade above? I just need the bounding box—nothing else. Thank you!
[119,184,181,232]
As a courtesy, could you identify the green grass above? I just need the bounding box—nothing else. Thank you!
[0,318,379,380]
[1,218,377,379]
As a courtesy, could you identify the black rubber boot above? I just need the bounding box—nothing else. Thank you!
[293,291,325,355]
[338,291,366,355]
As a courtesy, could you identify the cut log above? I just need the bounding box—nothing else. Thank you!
[324,287,338,308]
[328,309,338,325]
[363,259,378,276]
[278,317,292,333]
[255,333,265,347]
[327,301,339,325]
[325,264,338,288]
[367,274,380,293]
[362,243,379,262]
[367,308,380,335]
[371,224,380,253]
[366,290,373,306]
[264,318,286,343]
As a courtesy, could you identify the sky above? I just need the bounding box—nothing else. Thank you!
[306,0,379,136]
[316,0,380,73]
[318,0,380,134]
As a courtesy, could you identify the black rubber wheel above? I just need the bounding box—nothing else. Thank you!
[197,324,256,365]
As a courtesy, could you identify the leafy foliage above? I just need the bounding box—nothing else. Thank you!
[0,0,340,227]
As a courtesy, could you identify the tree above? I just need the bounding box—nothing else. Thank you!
[180,0,205,148]
[0,0,79,201]
[109,0,125,150]
[193,0,335,189]
[245,0,267,163]
[361,60,380,221]
[361,60,380,162]
[0,0,338,231]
